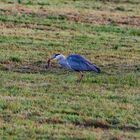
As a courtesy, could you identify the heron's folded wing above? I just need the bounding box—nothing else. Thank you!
[67,55,100,73]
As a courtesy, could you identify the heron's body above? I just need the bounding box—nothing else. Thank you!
[58,56,72,70]
[57,54,100,73]
[48,54,100,81]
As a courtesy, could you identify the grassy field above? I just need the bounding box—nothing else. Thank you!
[0,0,140,139]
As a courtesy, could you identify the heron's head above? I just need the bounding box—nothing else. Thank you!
[47,54,65,68]
[50,54,65,61]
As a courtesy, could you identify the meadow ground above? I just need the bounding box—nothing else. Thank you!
[0,0,140,139]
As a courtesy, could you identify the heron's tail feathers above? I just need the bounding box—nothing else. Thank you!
[90,64,101,73]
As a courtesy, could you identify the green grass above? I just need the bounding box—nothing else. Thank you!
[0,0,140,139]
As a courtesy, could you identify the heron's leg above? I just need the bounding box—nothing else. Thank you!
[77,72,84,82]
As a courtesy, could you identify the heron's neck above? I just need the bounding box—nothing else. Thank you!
[58,57,71,69]
[58,55,66,62]
[58,57,66,63]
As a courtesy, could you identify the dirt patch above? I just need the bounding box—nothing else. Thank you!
[78,119,140,132]
[0,60,63,74]
[0,60,46,73]
[74,119,110,129]
[119,125,140,132]
[38,117,64,124]
[39,117,64,124]
[73,119,140,132]
[37,117,140,132]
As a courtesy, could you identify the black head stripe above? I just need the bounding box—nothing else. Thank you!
[55,54,60,57]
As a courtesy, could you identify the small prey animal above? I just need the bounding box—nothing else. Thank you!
[47,54,100,82]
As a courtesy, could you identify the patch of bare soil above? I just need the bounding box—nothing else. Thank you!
[73,119,140,132]
[119,125,140,132]
[82,119,110,129]
[0,61,46,73]
[37,117,64,124]
[36,116,140,132]
[0,60,63,74]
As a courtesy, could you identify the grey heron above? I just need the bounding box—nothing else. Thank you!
[47,54,100,82]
